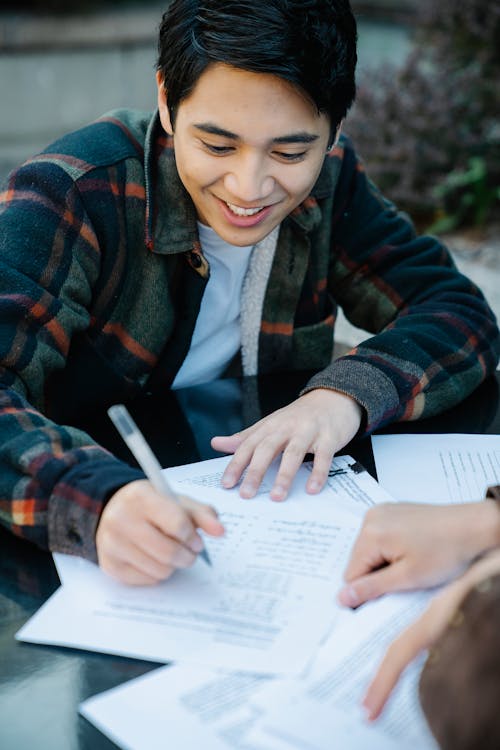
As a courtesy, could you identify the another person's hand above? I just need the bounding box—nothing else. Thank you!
[363,548,500,721]
[338,501,500,608]
[96,479,225,585]
[211,388,363,501]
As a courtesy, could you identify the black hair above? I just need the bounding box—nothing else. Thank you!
[157,0,357,134]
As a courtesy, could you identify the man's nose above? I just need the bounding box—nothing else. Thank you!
[223,154,275,203]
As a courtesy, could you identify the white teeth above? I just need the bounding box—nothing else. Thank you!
[226,202,263,217]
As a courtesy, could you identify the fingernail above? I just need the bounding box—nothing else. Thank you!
[362,703,374,723]
[271,485,286,501]
[240,483,256,498]
[222,473,234,488]
[308,480,321,493]
[190,536,204,552]
[340,585,359,608]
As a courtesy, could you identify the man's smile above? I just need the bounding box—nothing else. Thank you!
[214,196,276,229]
[225,202,265,217]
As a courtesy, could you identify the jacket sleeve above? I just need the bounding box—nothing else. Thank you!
[302,141,500,432]
[0,160,143,561]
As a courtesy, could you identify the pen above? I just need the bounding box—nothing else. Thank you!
[107,404,212,566]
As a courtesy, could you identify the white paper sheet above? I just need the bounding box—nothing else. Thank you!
[18,455,390,675]
[68,437,500,750]
[80,664,280,750]
[80,590,439,750]
[372,433,500,503]
[165,454,390,520]
[246,591,439,750]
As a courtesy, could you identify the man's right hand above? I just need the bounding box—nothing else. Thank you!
[96,480,225,585]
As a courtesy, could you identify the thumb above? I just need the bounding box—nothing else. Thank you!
[210,433,243,453]
[338,561,409,608]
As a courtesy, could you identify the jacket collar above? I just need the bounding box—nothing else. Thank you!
[144,111,344,252]
[287,142,344,233]
[144,112,199,255]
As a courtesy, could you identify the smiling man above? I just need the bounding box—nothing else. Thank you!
[159,63,333,246]
[0,0,499,584]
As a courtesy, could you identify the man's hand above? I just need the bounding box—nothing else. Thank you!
[211,389,363,501]
[337,501,500,608]
[363,548,500,720]
[96,480,225,585]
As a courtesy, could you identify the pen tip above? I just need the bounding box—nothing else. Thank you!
[199,548,212,566]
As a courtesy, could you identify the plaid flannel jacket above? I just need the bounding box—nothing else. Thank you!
[1,109,499,560]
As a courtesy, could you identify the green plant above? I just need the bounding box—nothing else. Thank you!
[347,0,500,232]
[429,158,500,233]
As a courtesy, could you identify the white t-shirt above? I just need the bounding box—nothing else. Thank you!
[171,223,253,390]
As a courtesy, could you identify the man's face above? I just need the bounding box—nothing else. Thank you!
[157,63,331,247]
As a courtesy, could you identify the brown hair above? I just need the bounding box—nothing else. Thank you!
[419,572,500,750]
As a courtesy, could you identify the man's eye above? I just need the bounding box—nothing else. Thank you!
[274,151,307,162]
[202,142,233,155]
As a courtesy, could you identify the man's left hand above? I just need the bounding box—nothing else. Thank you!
[211,388,363,500]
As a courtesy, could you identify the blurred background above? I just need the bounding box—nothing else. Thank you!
[1,0,498,344]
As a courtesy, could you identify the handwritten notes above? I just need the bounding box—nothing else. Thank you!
[18,455,391,675]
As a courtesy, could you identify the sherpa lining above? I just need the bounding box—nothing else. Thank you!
[240,225,280,376]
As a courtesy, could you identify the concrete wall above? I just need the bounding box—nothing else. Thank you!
[3,3,498,341]
[0,3,413,184]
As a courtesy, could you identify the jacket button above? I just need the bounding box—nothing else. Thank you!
[67,527,82,545]
[189,251,202,269]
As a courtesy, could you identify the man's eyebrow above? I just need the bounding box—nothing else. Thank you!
[272,132,320,145]
[193,123,320,144]
[194,123,238,139]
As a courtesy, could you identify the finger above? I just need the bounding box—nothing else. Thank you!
[106,565,160,586]
[99,544,175,585]
[462,547,500,585]
[211,423,257,454]
[239,435,287,498]
[151,498,200,547]
[220,436,263,489]
[180,497,226,538]
[134,523,199,569]
[211,434,244,454]
[342,540,389,586]
[101,531,195,581]
[147,489,224,550]
[363,577,476,721]
[364,617,429,720]
[305,446,336,494]
[338,561,409,608]
[269,440,312,500]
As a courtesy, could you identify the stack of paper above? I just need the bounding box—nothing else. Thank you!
[18,455,384,676]
[17,435,500,749]
[78,590,438,750]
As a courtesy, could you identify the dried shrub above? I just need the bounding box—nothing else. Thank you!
[347,0,500,230]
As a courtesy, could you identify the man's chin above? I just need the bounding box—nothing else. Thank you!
[210,219,280,247]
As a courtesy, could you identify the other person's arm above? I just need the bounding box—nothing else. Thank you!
[363,545,500,721]
[337,499,500,608]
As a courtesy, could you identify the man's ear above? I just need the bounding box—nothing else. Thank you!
[156,70,174,135]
